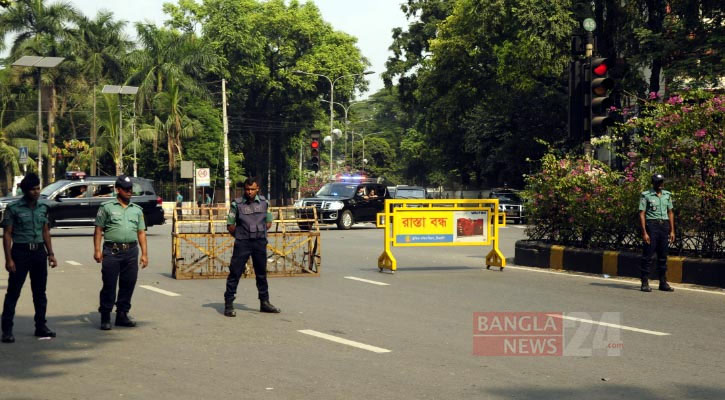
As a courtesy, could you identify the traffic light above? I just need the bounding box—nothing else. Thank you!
[589,57,615,134]
[309,130,321,172]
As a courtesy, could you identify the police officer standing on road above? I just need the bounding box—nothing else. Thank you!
[639,173,675,293]
[224,177,280,317]
[1,173,58,343]
[93,175,149,330]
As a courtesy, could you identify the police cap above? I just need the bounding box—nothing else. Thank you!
[651,173,665,184]
[115,175,133,190]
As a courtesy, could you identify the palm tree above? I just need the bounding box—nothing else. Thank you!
[0,0,80,182]
[74,11,131,175]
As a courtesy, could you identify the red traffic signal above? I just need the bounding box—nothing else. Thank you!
[310,139,319,149]
[590,58,615,133]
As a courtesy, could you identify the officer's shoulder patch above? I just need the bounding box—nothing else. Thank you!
[100,200,115,207]
[130,203,143,209]
[662,190,672,195]
[640,190,650,196]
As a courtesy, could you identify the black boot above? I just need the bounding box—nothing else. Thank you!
[659,273,674,292]
[100,312,112,331]
[34,325,56,338]
[115,312,137,327]
[224,299,236,317]
[1,331,14,343]
[640,279,652,292]
[260,300,280,313]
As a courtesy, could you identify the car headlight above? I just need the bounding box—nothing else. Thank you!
[294,200,303,208]
[327,201,344,211]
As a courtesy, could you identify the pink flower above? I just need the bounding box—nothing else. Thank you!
[649,91,659,99]
[667,95,683,105]
[682,106,691,113]
[695,129,707,138]
[708,168,716,177]
[609,106,617,112]
[573,187,581,193]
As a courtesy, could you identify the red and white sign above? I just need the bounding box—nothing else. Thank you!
[196,168,210,187]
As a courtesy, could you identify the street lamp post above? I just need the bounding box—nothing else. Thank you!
[101,85,139,175]
[12,56,65,187]
[319,99,368,169]
[293,70,374,177]
[361,132,384,173]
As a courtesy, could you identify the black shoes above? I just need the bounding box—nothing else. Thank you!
[260,300,280,313]
[224,299,236,317]
[659,280,675,292]
[100,312,112,331]
[34,325,56,338]
[115,312,137,327]
[1,332,15,343]
[641,279,652,292]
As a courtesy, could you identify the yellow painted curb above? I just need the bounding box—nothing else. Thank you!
[667,256,684,283]
[603,251,619,276]
[550,245,565,270]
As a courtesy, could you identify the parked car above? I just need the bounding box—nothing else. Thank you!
[489,189,526,224]
[391,185,427,199]
[0,172,165,228]
[294,180,391,230]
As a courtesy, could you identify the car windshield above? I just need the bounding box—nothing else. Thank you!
[40,180,68,197]
[492,192,521,203]
[316,183,357,198]
[396,189,425,199]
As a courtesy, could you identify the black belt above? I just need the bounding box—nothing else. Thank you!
[646,219,669,224]
[13,243,45,251]
[104,241,138,253]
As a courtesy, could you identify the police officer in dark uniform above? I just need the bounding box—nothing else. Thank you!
[638,173,675,293]
[93,175,149,330]
[1,173,58,343]
[224,177,280,317]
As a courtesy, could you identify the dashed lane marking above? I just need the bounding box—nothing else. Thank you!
[344,276,390,286]
[298,329,391,353]
[66,260,82,266]
[548,314,671,336]
[139,285,181,297]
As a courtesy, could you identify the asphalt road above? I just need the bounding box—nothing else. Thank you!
[1,222,724,399]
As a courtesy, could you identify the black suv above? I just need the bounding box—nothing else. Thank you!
[294,181,390,230]
[489,189,526,224]
[0,173,165,228]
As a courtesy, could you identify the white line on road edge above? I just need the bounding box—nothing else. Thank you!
[66,260,82,266]
[505,265,725,297]
[344,276,390,286]
[298,330,391,353]
[548,314,670,336]
[139,285,181,297]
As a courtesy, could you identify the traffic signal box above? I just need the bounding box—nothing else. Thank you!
[309,130,321,172]
[589,58,615,134]
[570,57,615,143]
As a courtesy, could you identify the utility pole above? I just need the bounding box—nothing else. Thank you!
[267,134,272,199]
[92,83,97,175]
[132,106,137,177]
[298,139,303,200]
[222,79,230,209]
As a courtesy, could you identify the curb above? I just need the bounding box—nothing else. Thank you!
[514,240,725,289]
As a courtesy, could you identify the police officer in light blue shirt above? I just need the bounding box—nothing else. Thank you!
[1,173,58,343]
[638,173,675,292]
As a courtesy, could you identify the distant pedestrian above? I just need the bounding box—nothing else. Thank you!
[223,177,280,317]
[176,190,183,208]
[1,173,58,343]
[93,175,149,330]
[638,173,675,292]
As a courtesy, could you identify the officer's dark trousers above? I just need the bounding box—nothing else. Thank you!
[225,239,269,302]
[99,246,139,313]
[641,220,670,278]
[2,247,48,332]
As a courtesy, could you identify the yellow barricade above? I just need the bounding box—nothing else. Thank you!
[377,199,506,272]
[172,206,321,279]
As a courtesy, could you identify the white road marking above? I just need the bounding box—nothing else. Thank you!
[298,329,391,353]
[66,260,82,266]
[511,225,527,229]
[505,265,725,297]
[344,276,390,286]
[548,314,670,336]
[139,285,181,297]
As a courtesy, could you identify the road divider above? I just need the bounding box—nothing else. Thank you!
[298,329,391,353]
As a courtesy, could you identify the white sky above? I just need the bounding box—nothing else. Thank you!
[67,0,409,97]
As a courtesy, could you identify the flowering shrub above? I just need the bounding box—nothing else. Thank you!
[526,90,725,257]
